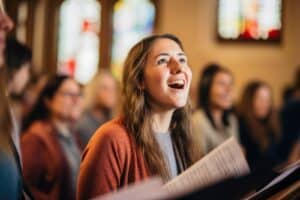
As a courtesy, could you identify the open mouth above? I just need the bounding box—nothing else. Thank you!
[168,79,185,89]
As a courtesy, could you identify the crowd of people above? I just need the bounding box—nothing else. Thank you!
[1,0,300,199]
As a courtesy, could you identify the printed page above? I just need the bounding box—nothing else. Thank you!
[164,137,250,196]
[93,177,168,200]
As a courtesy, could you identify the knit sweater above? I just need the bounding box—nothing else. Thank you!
[76,118,150,200]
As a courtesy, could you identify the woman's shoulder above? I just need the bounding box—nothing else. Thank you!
[22,120,54,142]
[87,118,132,150]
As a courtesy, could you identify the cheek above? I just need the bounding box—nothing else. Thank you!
[145,70,166,92]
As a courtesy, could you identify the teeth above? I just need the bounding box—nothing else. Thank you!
[169,80,184,85]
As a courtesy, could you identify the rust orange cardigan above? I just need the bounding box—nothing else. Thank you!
[77,118,150,200]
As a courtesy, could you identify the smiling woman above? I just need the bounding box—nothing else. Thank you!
[191,63,239,156]
[77,34,202,200]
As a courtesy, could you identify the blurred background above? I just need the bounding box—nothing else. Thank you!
[4,0,300,106]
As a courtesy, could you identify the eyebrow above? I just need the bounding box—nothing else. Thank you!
[155,52,186,59]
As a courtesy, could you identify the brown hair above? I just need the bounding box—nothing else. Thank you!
[121,34,201,181]
[237,81,280,151]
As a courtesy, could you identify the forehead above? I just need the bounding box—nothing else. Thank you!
[59,79,79,90]
[149,38,183,56]
[214,71,232,80]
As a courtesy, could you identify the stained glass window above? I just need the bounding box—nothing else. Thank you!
[58,0,101,84]
[111,0,155,79]
[218,0,282,41]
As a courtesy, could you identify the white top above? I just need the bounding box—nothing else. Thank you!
[191,109,239,155]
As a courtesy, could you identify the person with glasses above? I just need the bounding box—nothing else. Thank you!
[21,75,83,200]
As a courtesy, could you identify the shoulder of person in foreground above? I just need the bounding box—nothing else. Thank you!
[77,118,134,199]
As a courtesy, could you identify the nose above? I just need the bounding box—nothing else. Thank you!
[0,9,14,32]
[169,56,183,74]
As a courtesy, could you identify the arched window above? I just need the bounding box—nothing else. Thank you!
[111,0,155,79]
[57,0,101,84]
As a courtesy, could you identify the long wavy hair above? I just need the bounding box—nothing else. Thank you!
[237,80,281,151]
[121,34,201,181]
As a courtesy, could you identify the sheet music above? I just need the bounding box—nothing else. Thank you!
[93,177,168,200]
[164,137,250,195]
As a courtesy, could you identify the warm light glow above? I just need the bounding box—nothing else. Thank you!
[111,0,155,80]
[57,0,101,84]
[218,0,282,41]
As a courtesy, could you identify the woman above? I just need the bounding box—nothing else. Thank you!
[22,75,83,200]
[77,70,118,147]
[192,64,239,155]
[237,81,280,169]
[77,34,201,199]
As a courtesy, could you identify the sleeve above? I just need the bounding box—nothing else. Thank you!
[21,134,49,200]
[76,126,127,200]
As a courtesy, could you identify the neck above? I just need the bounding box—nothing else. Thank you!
[209,106,223,129]
[52,117,71,135]
[92,105,110,120]
[151,108,174,133]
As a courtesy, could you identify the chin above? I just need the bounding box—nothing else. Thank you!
[172,100,188,109]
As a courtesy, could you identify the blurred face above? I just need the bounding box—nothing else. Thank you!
[95,74,117,109]
[10,62,30,94]
[210,71,233,110]
[253,85,272,119]
[143,38,192,111]
[47,79,83,122]
[0,0,13,67]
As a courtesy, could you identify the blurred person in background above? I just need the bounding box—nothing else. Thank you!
[237,80,281,170]
[278,66,300,165]
[21,73,48,120]
[191,63,239,155]
[77,70,118,147]
[5,37,32,124]
[0,1,33,199]
[21,75,83,200]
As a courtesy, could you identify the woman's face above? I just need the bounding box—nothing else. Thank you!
[143,38,192,111]
[47,79,83,121]
[209,71,233,110]
[95,73,117,109]
[0,0,13,67]
[253,85,272,119]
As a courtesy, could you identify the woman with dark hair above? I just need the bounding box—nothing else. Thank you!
[237,81,280,169]
[192,64,238,155]
[77,34,201,199]
[21,75,83,200]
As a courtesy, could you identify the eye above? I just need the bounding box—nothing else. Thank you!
[157,57,169,65]
[178,56,187,64]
